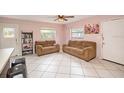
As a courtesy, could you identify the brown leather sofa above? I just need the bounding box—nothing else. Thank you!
[62,40,96,61]
[35,40,60,56]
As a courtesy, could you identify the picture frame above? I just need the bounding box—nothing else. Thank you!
[84,24,99,34]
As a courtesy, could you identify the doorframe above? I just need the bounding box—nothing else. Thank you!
[0,23,21,56]
[101,19,124,65]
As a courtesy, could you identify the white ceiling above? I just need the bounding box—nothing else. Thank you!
[0,15,93,24]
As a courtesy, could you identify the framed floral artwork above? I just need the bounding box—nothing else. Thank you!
[84,24,99,34]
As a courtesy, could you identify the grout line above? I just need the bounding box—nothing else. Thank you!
[24,52,124,78]
[93,59,115,78]
[41,53,60,78]
[55,53,63,78]
[89,60,101,78]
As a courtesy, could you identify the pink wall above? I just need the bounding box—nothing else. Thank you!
[1,15,124,57]
[0,17,65,45]
[65,15,124,58]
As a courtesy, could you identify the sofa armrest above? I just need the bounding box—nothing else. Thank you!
[36,45,43,56]
[82,46,96,61]
[62,44,68,52]
[53,44,60,52]
[55,44,60,48]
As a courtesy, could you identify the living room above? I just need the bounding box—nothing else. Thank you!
[0,15,124,78]
[1,0,124,93]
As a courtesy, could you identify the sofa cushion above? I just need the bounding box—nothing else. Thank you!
[76,41,85,49]
[65,47,83,54]
[35,41,46,47]
[68,40,77,47]
[68,40,86,49]
[43,46,56,51]
[35,40,56,47]
[45,40,55,46]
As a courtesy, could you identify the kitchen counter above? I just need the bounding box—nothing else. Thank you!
[0,48,14,74]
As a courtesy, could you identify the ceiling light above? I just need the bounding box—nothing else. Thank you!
[58,18,64,22]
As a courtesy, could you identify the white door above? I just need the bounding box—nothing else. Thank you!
[101,19,124,64]
[0,23,19,56]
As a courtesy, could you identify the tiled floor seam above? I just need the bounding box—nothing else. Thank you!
[55,54,64,78]
[41,54,60,78]
[91,61,101,78]
[95,59,116,78]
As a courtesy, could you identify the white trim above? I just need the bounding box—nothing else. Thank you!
[0,23,20,56]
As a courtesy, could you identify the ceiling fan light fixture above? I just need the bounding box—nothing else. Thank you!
[58,18,64,22]
[54,15,74,22]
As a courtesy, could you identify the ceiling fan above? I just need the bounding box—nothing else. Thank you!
[54,15,74,22]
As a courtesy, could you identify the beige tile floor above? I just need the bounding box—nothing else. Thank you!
[12,52,124,78]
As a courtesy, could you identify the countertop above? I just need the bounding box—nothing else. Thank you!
[0,48,14,74]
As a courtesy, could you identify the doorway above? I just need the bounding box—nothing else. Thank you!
[101,19,124,65]
[0,23,20,56]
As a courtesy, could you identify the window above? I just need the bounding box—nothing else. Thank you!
[71,28,84,39]
[40,29,56,40]
[3,27,15,38]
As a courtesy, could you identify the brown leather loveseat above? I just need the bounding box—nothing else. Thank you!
[35,40,60,56]
[62,40,96,61]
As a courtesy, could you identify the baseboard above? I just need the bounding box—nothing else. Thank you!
[102,59,124,66]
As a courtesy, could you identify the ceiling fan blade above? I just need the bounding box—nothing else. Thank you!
[58,15,64,18]
[63,18,68,21]
[64,16,74,18]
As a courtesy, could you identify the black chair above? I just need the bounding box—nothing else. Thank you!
[11,58,26,67]
[6,64,27,78]
[6,58,27,78]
